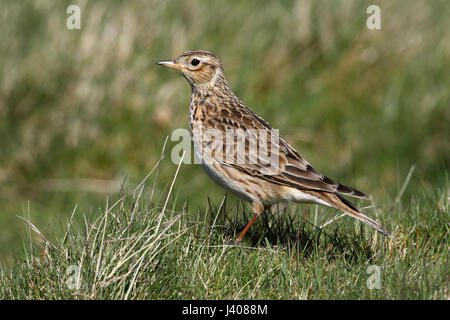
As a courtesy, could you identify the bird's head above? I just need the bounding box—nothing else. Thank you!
[157,50,225,88]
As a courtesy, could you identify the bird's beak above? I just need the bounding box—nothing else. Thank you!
[157,60,186,71]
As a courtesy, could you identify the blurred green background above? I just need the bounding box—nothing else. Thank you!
[0,0,448,263]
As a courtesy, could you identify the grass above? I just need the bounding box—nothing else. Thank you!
[0,154,448,299]
[0,0,449,299]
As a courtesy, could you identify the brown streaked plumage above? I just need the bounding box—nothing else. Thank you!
[158,50,390,242]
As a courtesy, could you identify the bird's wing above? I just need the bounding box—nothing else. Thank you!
[200,104,368,199]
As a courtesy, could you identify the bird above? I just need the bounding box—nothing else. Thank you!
[157,50,390,242]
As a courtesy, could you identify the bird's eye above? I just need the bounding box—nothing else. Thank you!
[191,58,200,66]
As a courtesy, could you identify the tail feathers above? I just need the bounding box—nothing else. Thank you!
[336,182,369,199]
[334,194,391,237]
[311,191,391,237]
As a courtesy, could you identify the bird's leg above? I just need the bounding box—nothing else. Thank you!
[235,203,266,243]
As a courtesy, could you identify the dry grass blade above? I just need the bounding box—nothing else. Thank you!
[16,215,54,249]
[155,150,185,234]
[395,164,416,204]
[319,213,347,230]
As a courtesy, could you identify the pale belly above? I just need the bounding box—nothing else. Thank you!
[192,136,257,202]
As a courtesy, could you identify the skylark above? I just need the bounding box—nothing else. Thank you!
[158,50,390,242]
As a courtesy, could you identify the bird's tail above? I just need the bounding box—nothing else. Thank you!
[319,192,391,237]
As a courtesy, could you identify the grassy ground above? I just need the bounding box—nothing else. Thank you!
[0,0,449,299]
[0,158,448,299]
